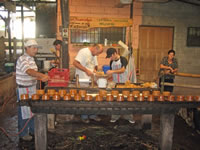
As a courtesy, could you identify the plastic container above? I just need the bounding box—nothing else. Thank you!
[5,63,15,73]
[102,65,110,74]
[48,68,69,87]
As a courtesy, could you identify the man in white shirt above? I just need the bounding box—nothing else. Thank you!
[73,44,103,123]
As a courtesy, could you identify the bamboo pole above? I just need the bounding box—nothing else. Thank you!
[175,72,200,78]
[161,82,200,89]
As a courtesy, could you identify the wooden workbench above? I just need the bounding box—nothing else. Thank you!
[20,98,200,150]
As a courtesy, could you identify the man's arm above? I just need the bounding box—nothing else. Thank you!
[26,69,49,82]
[106,66,125,75]
[73,60,93,76]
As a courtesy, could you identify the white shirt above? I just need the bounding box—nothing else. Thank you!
[75,47,98,80]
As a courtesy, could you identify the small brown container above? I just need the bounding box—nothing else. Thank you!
[127,95,134,102]
[167,95,175,102]
[63,93,71,101]
[177,95,185,102]
[111,90,119,97]
[95,95,103,101]
[85,95,93,101]
[122,90,130,97]
[74,94,82,101]
[47,89,56,96]
[106,95,114,102]
[142,91,150,98]
[79,90,87,98]
[157,95,165,102]
[99,90,107,97]
[53,94,61,101]
[36,89,45,96]
[31,94,40,100]
[137,95,144,101]
[132,91,140,97]
[42,94,50,101]
[195,96,200,102]
[152,91,160,97]
[147,95,154,102]
[59,90,67,97]
[186,95,193,102]
[117,95,124,102]
[163,91,171,97]
[20,94,29,100]
[70,89,77,97]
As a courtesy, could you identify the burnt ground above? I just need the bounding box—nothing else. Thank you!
[1,100,200,150]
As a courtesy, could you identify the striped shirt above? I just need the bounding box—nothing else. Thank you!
[16,53,38,86]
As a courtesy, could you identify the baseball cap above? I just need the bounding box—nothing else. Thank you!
[24,40,39,47]
[106,48,117,58]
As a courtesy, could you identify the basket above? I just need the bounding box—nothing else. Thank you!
[48,68,69,87]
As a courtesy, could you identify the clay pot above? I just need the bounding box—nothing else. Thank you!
[152,91,160,97]
[47,89,56,96]
[137,95,144,101]
[157,95,165,102]
[36,89,45,96]
[111,90,119,97]
[42,94,50,101]
[106,95,114,102]
[85,95,93,101]
[186,95,193,102]
[20,94,29,100]
[74,94,82,101]
[127,96,134,102]
[117,95,124,102]
[142,91,150,97]
[167,95,175,102]
[70,89,77,97]
[177,95,185,102]
[79,90,87,97]
[53,94,61,101]
[147,95,154,102]
[63,94,71,101]
[59,90,67,97]
[132,91,140,97]
[163,91,171,97]
[122,90,130,97]
[195,96,200,102]
[99,90,107,97]
[31,94,40,100]
[95,95,103,101]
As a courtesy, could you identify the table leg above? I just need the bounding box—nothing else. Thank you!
[35,113,47,150]
[160,114,175,150]
[141,114,152,129]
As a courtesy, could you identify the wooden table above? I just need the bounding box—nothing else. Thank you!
[20,99,200,150]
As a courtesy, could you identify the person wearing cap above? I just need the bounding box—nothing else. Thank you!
[16,40,49,141]
[51,40,62,68]
[73,44,103,123]
[106,48,135,124]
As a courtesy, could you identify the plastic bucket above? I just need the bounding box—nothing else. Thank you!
[102,65,110,74]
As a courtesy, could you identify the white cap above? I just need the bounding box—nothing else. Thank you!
[24,40,38,47]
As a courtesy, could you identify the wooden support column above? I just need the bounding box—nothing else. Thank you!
[160,114,175,150]
[35,114,47,150]
[141,114,152,129]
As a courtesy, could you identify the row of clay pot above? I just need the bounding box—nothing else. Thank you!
[21,92,200,102]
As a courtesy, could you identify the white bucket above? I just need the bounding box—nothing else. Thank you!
[43,60,51,71]
[97,78,107,88]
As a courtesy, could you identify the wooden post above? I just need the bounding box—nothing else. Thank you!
[141,114,152,129]
[35,114,47,150]
[160,114,175,150]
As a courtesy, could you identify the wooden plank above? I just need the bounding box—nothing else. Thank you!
[47,114,55,129]
[35,114,47,150]
[160,114,175,150]
[141,114,152,129]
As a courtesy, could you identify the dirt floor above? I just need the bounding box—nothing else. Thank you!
[1,100,200,150]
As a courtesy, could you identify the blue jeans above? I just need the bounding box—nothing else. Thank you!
[81,115,97,120]
[17,87,35,137]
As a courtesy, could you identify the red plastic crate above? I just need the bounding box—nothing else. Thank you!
[48,68,69,87]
